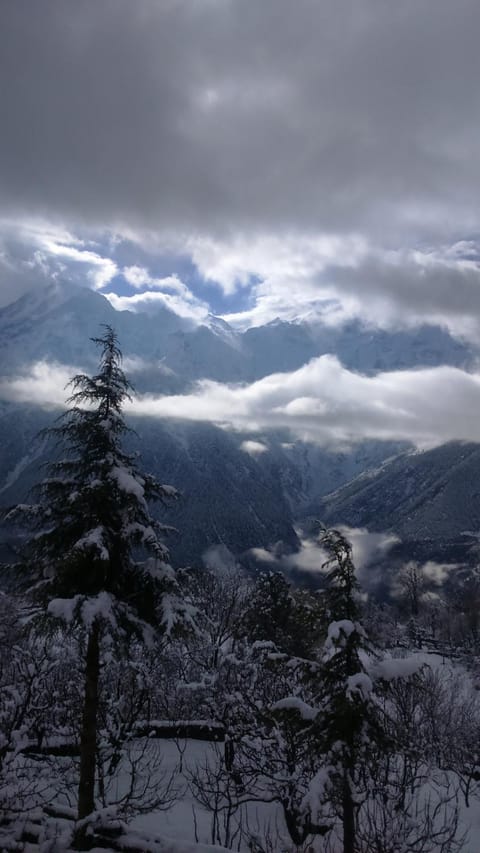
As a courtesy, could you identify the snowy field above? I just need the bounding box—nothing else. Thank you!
[7,649,480,852]
[133,739,280,851]
[119,653,480,852]
[129,738,480,853]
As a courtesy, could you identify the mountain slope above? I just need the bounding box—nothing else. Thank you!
[316,441,480,541]
[1,282,475,382]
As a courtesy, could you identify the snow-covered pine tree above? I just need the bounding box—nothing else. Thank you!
[8,327,187,842]
[316,526,384,853]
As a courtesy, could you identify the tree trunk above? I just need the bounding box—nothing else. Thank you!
[342,770,355,853]
[77,620,101,825]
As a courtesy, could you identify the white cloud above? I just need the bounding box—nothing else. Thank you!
[186,234,480,338]
[121,355,175,376]
[334,526,400,572]
[240,440,268,456]
[187,232,367,297]
[0,219,119,305]
[123,265,188,296]
[0,361,79,407]
[131,355,480,448]
[37,234,117,290]
[6,355,480,450]
[103,288,209,324]
[251,525,399,584]
[420,561,458,586]
[123,265,151,288]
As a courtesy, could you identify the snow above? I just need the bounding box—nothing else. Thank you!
[73,526,109,561]
[373,655,427,681]
[160,594,192,637]
[301,766,333,818]
[135,720,223,731]
[131,740,283,851]
[81,592,116,628]
[92,839,229,852]
[89,830,232,852]
[271,696,318,720]
[326,619,356,642]
[240,440,268,457]
[4,727,480,852]
[346,672,372,698]
[48,595,81,623]
[160,485,178,498]
[144,559,175,582]
[47,592,116,628]
[111,465,145,500]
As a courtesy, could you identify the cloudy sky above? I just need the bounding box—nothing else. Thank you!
[2,0,480,335]
[3,1,480,447]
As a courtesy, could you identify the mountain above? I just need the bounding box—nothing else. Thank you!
[1,281,479,569]
[0,282,187,376]
[245,318,474,378]
[0,402,405,566]
[1,281,475,382]
[314,441,480,572]
[316,441,480,540]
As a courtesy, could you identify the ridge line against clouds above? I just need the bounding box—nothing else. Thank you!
[2,355,480,449]
[3,224,480,341]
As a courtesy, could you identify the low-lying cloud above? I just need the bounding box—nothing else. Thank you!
[132,356,480,448]
[251,525,400,589]
[4,355,480,449]
[240,440,269,456]
[0,360,81,408]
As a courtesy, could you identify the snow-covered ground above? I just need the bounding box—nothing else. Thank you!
[131,734,480,852]
[9,730,480,852]
[132,739,285,852]
[9,652,480,851]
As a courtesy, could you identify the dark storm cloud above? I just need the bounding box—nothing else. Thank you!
[2,0,480,242]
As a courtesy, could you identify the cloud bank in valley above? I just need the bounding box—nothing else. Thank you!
[3,355,480,449]
[131,357,480,448]
[251,525,400,590]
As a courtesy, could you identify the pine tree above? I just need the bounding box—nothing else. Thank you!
[9,327,187,843]
[316,527,384,853]
[244,571,293,650]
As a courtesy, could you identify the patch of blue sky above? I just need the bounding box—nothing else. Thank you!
[99,234,261,316]
[192,273,261,316]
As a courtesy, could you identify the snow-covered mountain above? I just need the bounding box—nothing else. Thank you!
[317,441,480,541]
[311,441,480,579]
[0,281,478,567]
[1,281,474,382]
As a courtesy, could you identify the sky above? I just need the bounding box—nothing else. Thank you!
[1,0,480,336]
[2,1,480,447]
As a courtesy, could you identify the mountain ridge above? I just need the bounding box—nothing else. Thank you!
[1,281,479,569]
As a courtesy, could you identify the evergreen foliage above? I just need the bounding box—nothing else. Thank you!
[7,327,188,838]
[315,527,386,853]
[244,570,324,658]
[10,326,183,635]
